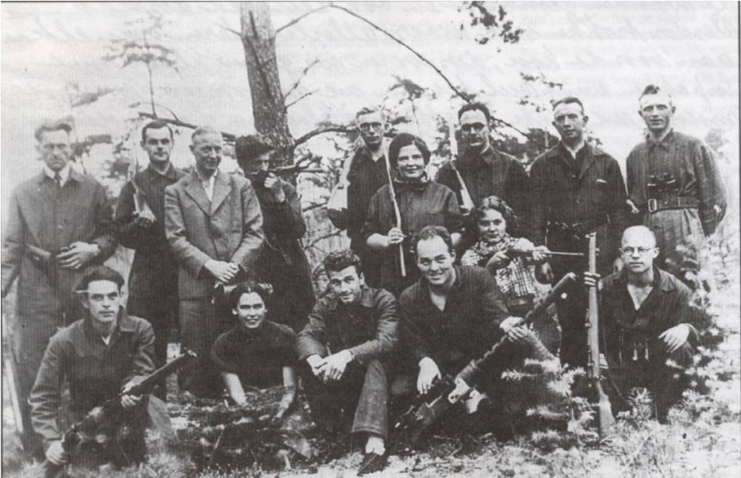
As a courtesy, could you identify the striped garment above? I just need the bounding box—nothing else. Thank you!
[460,235,537,300]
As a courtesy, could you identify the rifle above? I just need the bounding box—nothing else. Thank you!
[383,152,406,277]
[44,350,197,478]
[448,113,475,214]
[506,248,585,259]
[586,232,615,441]
[2,316,24,439]
[395,273,576,444]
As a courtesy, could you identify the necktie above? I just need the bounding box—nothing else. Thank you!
[54,173,62,189]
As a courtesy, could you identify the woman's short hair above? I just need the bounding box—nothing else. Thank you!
[388,133,431,166]
[229,280,274,309]
[473,196,519,236]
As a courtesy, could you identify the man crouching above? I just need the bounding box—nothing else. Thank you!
[296,250,398,475]
[30,266,156,471]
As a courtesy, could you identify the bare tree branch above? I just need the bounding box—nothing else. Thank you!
[217,24,241,37]
[275,5,331,35]
[294,125,353,148]
[328,3,473,103]
[285,89,319,109]
[137,112,237,141]
[284,58,320,100]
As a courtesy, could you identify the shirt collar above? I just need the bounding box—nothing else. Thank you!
[616,266,675,293]
[145,162,177,181]
[43,162,71,185]
[647,129,675,149]
[83,309,136,342]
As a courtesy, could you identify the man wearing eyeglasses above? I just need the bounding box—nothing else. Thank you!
[529,96,629,369]
[594,226,702,422]
[436,102,530,227]
[625,85,726,282]
[343,106,393,286]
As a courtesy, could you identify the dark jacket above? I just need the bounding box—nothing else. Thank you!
[115,164,186,299]
[398,266,510,374]
[29,311,155,449]
[436,146,530,221]
[530,142,628,275]
[362,178,463,296]
[346,145,395,246]
[296,285,398,365]
[252,179,314,330]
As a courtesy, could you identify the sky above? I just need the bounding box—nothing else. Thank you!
[2,2,738,207]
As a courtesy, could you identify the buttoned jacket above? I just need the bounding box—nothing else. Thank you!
[164,171,264,300]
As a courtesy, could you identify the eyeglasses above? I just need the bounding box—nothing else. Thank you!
[620,247,654,256]
[358,122,384,133]
[460,123,487,133]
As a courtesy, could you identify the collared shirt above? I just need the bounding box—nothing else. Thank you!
[29,311,155,448]
[626,130,727,236]
[211,321,297,390]
[436,146,530,224]
[196,170,217,201]
[599,267,701,367]
[398,266,510,374]
[296,284,399,365]
[43,163,72,187]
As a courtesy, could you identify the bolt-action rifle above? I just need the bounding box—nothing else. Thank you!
[586,232,615,441]
[395,273,577,444]
[44,350,197,478]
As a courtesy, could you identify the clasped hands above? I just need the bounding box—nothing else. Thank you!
[205,260,240,284]
[307,350,353,382]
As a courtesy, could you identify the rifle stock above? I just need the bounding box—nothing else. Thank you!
[587,233,615,441]
[42,350,197,477]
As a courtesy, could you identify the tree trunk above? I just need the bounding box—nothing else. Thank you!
[240,2,293,166]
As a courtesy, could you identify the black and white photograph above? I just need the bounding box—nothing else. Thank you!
[1,2,739,477]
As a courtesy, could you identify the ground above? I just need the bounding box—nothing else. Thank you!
[3,222,740,477]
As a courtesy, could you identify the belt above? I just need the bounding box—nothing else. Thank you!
[640,196,700,213]
[549,213,611,238]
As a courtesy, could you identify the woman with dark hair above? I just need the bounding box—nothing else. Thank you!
[363,133,463,296]
[210,281,297,419]
[234,134,315,332]
[461,196,549,316]
[460,196,560,352]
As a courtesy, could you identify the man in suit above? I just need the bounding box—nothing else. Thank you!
[165,126,264,398]
[115,120,186,400]
[2,119,116,457]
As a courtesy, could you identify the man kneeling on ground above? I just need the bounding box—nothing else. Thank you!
[396,226,554,438]
[296,249,399,475]
[30,266,156,471]
[596,225,703,422]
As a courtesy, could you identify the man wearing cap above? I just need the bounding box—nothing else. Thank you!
[235,134,314,331]
[626,85,727,281]
[165,126,264,398]
[115,120,186,400]
[2,119,116,457]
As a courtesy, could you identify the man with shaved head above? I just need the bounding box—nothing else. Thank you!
[165,126,264,397]
[596,225,703,422]
[626,85,726,282]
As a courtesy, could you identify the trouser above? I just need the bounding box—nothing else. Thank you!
[178,298,232,398]
[126,295,176,400]
[603,342,694,423]
[556,284,588,369]
[300,359,389,440]
[507,295,561,356]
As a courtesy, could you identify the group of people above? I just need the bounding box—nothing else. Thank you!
[1,83,725,474]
